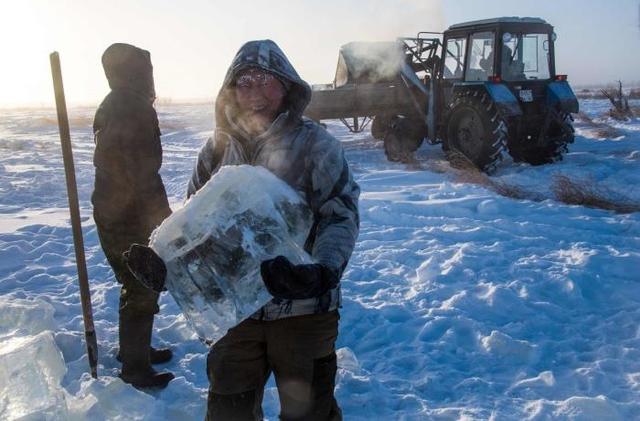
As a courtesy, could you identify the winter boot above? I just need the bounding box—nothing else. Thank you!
[116,346,173,365]
[146,313,173,364]
[119,314,174,389]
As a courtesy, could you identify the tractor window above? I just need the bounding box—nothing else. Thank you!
[443,38,466,79]
[466,32,495,81]
[501,33,550,81]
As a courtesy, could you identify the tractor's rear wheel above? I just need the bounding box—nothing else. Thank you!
[507,112,575,165]
[383,116,426,162]
[444,93,507,173]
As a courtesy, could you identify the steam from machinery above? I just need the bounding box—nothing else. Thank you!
[296,0,444,86]
[333,42,407,87]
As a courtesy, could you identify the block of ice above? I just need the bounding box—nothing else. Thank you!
[0,331,68,420]
[68,376,164,420]
[0,297,56,339]
[150,165,313,343]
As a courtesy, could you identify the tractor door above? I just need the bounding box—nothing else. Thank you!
[439,36,467,118]
[465,31,497,82]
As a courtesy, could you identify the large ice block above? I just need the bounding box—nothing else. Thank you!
[150,165,313,343]
[0,297,56,338]
[0,331,68,420]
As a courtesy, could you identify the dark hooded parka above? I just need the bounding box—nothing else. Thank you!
[195,39,357,421]
[93,43,171,316]
[93,43,170,243]
[188,40,360,321]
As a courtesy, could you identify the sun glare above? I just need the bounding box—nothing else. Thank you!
[0,2,50,107]
[0,0,447,108]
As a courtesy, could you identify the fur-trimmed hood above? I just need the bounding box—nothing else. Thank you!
[215,40,311,132]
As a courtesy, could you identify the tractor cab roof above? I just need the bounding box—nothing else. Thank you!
[446,17,553,35]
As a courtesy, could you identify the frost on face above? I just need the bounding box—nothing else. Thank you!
[150,165,313,344]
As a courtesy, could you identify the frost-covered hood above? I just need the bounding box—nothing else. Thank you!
[101,43,155,99]
[215,40,311,132]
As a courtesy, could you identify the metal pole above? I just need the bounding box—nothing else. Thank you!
[50,51,98,379]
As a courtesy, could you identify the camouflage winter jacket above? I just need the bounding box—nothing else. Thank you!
[187,40,360,320]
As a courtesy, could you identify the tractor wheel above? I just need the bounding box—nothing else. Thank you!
[371,114,393,140]
[507,112,575,165]
[383,116,426,162]
[444,93,507,173]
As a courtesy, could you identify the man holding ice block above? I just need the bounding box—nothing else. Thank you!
[194,39,359,420]
[128,39,359,419]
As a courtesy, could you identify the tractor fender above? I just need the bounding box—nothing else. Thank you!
[547,81,579,114]
[483,83,522,117]
[451,83,522,117]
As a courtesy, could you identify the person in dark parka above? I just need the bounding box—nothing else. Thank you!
[188,39,360,421]
[92,43,174,389]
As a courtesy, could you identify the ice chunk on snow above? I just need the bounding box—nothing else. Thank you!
[0,331,68,420]
[0,297,56,338]
[67,376,164,420]
[0,299,66,419]
[151,165,313,343]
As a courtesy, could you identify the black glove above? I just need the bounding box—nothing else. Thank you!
[123,244,167,293]
[260,256,339,300]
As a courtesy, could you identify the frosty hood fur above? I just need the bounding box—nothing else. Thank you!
[101,43,155,98]
[215,40,312,132]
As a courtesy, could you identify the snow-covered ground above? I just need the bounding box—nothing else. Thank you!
[0,100,639,420]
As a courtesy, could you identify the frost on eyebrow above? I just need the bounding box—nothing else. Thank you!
[235,71,275,89]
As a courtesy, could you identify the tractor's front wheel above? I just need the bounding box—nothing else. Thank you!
[444,93,507,173]
[383,116,426,162]
[371,114,393,140]
[507,112,575,165]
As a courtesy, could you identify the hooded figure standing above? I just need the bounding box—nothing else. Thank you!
[92,43,174,389]
[187,40,360,420]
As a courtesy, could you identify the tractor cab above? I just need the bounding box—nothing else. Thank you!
[442,17,555,84]
[437,17,578,172]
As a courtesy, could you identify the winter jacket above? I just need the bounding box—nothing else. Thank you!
[92,43,171,238]
[187,40,360,320]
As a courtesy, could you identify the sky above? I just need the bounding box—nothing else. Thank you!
[0,0,638,107]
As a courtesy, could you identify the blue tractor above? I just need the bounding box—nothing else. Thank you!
[305,17,579,173]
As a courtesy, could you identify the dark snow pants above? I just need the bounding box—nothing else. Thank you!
[95,218,160,317]
[205,311,342,421]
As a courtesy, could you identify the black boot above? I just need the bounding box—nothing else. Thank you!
[116,346,173,365]
[149,346,173,364]
[147,313,173,364]
[119,314,174,389]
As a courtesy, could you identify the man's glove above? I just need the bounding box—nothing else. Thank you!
[260,256,339,300]
[123,244,167,293]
